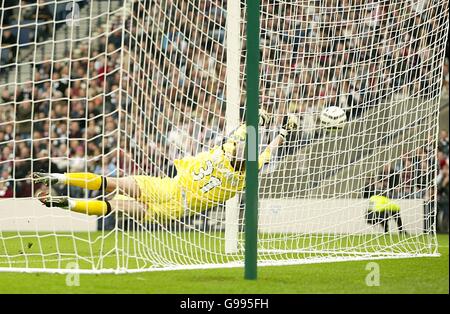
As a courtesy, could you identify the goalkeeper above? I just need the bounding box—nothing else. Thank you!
[34,110,299,220]
[366,194,405,233]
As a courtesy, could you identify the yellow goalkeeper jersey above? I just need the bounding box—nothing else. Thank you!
[174,146,243,212]
[174,145,271,213]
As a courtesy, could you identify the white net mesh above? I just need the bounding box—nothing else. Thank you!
[0,0,448,273]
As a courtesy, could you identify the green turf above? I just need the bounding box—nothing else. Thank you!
[0,233,447,293]
[0,231,438,270]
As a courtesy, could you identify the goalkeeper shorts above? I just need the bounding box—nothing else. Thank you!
[115,175,187,220]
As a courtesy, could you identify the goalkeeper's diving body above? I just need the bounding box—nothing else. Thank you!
[35,111,298,220]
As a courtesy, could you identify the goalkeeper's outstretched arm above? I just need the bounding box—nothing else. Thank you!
[259,113,299,171]
[224,111,299,172]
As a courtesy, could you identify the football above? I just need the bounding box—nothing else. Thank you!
[320,106,347,130]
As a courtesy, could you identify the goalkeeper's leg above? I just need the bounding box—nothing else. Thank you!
[38,193,147,218]
[33,172,141,199]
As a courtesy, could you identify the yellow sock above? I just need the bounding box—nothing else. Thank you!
[69,199,111,216]
[64,172,104,190]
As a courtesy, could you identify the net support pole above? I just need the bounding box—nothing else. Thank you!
[244,0,260,280]
[225,0,241,254]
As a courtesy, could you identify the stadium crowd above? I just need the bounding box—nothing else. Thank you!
[0,0,448,230]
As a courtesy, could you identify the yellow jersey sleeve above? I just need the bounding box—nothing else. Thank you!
[258,147,272,170]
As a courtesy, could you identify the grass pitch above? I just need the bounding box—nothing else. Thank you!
[0,234,447,294]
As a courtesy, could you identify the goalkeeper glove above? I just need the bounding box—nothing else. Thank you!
[259,108,271,127]
[280,114,299,138]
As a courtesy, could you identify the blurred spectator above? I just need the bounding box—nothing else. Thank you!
[438,130,449,155]
[0,180,13,198]
[437,164,449,232]
[437,132,449,232]
[442,58,449,100]
[0,29,17,68]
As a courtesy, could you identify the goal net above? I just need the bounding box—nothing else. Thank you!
[0,0,448,273]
